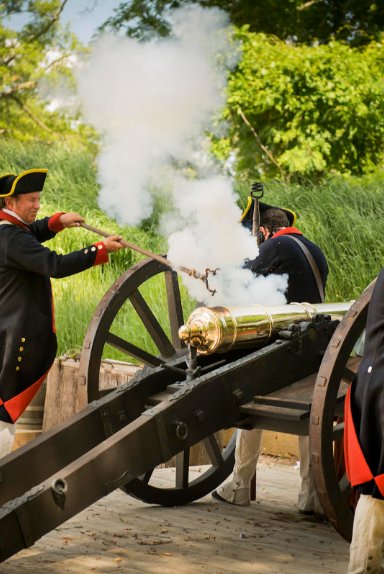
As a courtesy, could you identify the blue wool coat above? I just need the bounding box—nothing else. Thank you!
[0,211,107,423]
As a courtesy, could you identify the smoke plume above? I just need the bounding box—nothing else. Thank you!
[76,5,287,306]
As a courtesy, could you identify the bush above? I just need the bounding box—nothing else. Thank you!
[216,31,384,181]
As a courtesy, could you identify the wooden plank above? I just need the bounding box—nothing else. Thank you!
[42,360,87,431]
[42,359,140,431]
[255,372,317,402]
[240,402,310,421]
[238,373,316,424]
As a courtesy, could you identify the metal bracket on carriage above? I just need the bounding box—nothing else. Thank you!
[51,478,68,509]
[80,222,220,296]
[277,323,304,355]
[105,469,135,493]
[185,345,201,381]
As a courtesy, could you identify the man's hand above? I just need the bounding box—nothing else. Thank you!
[103,235,124,252]
[59,212,85,228]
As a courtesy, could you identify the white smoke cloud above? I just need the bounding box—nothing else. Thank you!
[76,5,288,307]
[164,175,287,305]
[77,5,230,227]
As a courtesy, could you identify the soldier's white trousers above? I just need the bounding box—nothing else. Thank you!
[0,421,15,458]
[348,494,384,574]
[216,428,322,513]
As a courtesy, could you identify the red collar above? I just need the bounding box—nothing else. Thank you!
[0,210,30,232]
[272,227,302,238]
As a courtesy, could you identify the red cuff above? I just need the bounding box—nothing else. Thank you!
[48,212,65,233]
[93,241,109,265]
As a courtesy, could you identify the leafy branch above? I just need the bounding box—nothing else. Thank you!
[238,106,287,180]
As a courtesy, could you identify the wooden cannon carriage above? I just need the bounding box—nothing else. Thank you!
[0,258,373,561]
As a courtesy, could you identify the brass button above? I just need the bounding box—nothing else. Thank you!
[17,357,22,362]
[15,366,20,371]
[21,337,26,343]
[19,346,24,352]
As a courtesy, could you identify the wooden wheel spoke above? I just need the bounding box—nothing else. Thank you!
[203,435,224,467]
[332,421,344,441]
[342,366,356,384]
[139,469,154,485]
[164,270,185,349]
[335,384,348,415]
[339,473,352,497]
[130,289,176,358]
[106,332,163,367]
[82,259,236,506]
[175,450,190,489]
[342,356,361,383]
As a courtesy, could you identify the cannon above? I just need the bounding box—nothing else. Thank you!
[0,257,373,561]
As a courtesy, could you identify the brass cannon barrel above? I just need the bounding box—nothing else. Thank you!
[178,301,352,355]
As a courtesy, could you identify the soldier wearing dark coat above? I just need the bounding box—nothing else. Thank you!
[213,201,328,514]
[241,200,327,303]
[0,169,124,456]
[344,269,384,573]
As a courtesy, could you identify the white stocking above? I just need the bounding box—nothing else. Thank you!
[0,421,16,458]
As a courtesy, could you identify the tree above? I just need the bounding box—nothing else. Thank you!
[100,0,384,46]
[289,0,384,46]
[213,30,384,181]
[0,0,87,143]
[99,2,384,180]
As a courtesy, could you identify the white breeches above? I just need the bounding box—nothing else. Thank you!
[348,494,384,574]
[0,420,15,458]
[216,428,322,512]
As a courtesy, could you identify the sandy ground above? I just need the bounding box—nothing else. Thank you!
[0,456,350,574]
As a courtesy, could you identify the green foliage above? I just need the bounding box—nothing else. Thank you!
[99,0,181,40]
[101,0,384,46]
[290,0,384,46]
[216,31,384,181]
[0,0,89,144]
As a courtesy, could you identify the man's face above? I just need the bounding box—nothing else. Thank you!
[6,192,41,224]
[260,226,271,241]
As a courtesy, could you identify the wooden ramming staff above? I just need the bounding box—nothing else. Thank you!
[80,222,218,295]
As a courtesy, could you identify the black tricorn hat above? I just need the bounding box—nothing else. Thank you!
[241,197,296,231]
[0,169,48,198]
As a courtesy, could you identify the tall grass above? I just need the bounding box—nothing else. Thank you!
[1,140,384,357]
[236,174,384,302]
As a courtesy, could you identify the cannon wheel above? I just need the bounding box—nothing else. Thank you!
[310,281,376,541]
[79,257,235,506]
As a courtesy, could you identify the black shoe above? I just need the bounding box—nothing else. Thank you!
[212,490,229,503]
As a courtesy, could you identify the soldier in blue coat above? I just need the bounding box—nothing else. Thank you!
[213,201,328,515]
[0,169,124,456]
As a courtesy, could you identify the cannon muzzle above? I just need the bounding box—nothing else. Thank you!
[178,301,352,354]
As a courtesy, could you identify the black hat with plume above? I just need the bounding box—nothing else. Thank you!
[241,197,296,231]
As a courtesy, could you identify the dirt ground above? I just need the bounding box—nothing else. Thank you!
[0,456,350,574]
